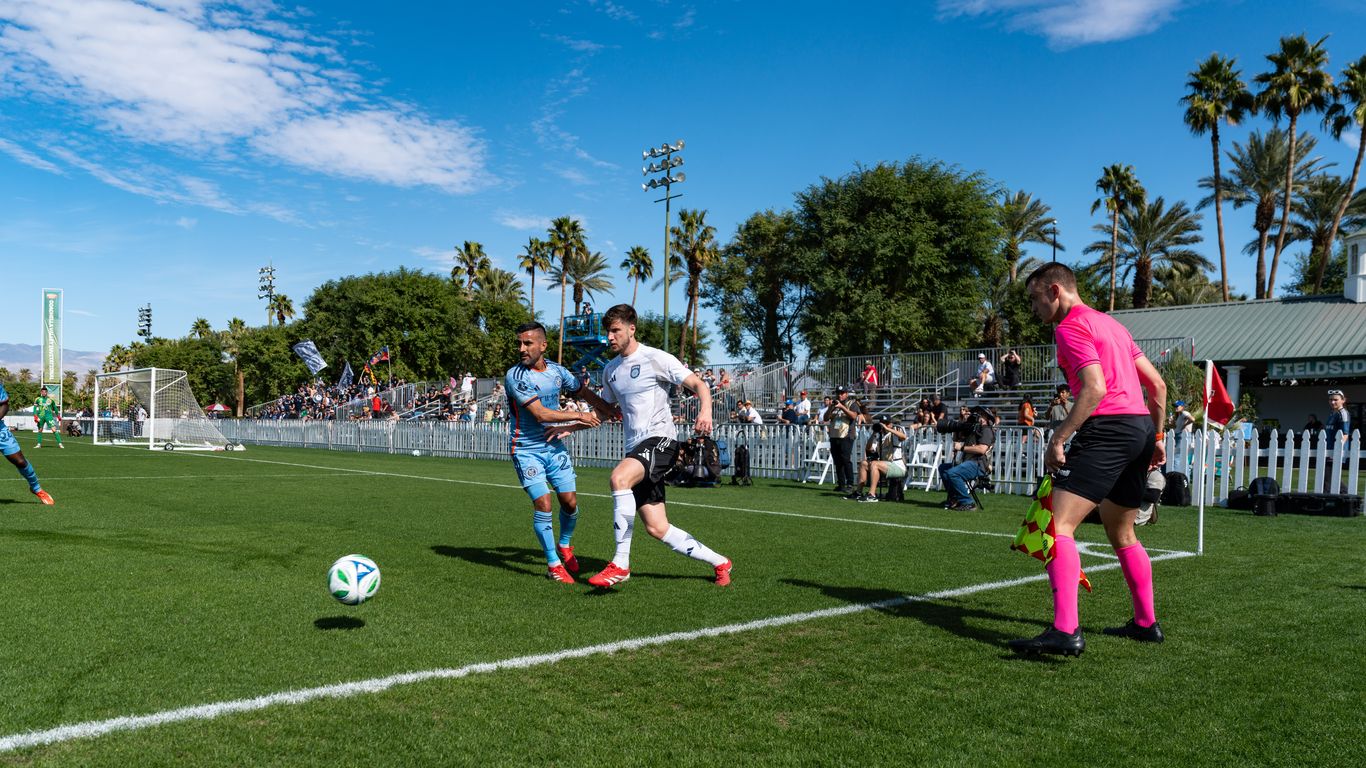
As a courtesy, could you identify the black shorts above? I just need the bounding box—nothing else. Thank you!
[1053,415,1155,508]
[625,436,682,507]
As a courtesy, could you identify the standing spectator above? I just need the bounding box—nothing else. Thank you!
[717,368,731,390]
[795,391,811,425]
[999,350,1023,392]
[970,353,995,395]
[460,372,476,403]
[826,386,859,494]
[1047,394,1069,432]
[1302,413,1324,432]
[1170,401,1194,471]
[860,360,879,406]
[1018,395,1036,428]
[1325,389,1351,449]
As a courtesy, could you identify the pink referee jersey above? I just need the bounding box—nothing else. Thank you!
[1055,304,1149,417]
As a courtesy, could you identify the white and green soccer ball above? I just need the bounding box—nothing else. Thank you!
[328,554,381,605]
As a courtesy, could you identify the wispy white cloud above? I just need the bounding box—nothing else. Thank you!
[1341,128,1362,151]
[411,245,452,265]
[497,211,551,231]
[587,0,637,22]
[938,0,1181,47]
[551,34,605,53]
[0,136,63,173]
[68,308,98,317]
[673,6,696,30]
[0,0,490,209]
[175,216,198,229]
[552,166,593,186]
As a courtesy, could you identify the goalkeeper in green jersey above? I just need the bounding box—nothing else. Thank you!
[33,386,63,448]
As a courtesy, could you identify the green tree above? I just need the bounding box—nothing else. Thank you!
[1150,262,1228,306]
[473,267,526,305]
[517,237,551,316]
[547,216,587,363]
[189,317,214,339]
[223,317,247,416]
[704,210,808,362]
[671,209,718,361]
[998,189,1062,282]
[1182,53,1255,302]
[547,250,615,310]
[1083,197,1210,309]
[1323,55,1366,293]
[453,241,490,297]
[1199,129,1326,299]
[631,312,711,365]
[103,343,131,373]
[268,293,295,326]
[1289,174,1366,293]
[128,335,235,409]
[1091,163,1147,311]
[793,158,1001,357]
[620,245,653,307]
[1255,34,1334,298]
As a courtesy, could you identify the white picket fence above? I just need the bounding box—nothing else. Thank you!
[215,420,1361,504]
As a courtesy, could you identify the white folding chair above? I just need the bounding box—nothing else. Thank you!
[803,440,833,484]
[905,442,943,492]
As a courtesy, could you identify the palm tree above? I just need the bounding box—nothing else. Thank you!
[547,251,615,310]
[1255,34,1334,298]
[189,317,213,339]
[1083,197,1211,309]
[17,368,33,384]
[1151,262,1223,306]
[268,293,295,326]
[671,209,717,361]
[474,267,527,305]
[547,216,587,363]
[452,241,490,296]
[222,317,247,416]
[1182,53,1254,302]
[998,190,1063,282]
[517,237,551,316]
[620,245,653,306]
[1200,129,1327,298]
[1091,164,1147,310]
[1323,55,1366,292]
[1290,174,1366,293]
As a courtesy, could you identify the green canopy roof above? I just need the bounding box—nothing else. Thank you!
[1110,296,1366,362]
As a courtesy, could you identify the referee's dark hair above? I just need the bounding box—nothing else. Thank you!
[1025,261,1077,290]
[514,321,547,337]
[602,303,637,327]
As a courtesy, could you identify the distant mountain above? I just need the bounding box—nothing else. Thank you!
[0,343,105,375]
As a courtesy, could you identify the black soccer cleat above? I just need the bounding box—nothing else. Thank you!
[1102,619,1165,644]
[1008,628,1085,657]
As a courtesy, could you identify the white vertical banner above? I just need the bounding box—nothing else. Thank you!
[41,288,63,409]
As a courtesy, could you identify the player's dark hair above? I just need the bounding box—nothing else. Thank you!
[514,321,547,337]
[602,304,637,327]
[1025,261,1077,291]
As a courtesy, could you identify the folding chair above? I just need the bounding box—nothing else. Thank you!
[803,440,833,484]
[904,442,943,492]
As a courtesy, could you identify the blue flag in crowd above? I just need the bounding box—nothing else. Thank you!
[291,340,329,375]
[338,361,354,388]
[369,346,390,367]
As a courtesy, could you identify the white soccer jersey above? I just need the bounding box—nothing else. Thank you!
[601,343,694,451]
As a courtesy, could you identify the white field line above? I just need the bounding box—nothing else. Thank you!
[36,473,359,482]
[0,550,1195,754]
[167,451,1195,556]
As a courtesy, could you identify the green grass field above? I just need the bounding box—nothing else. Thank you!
[0,436,1361,766]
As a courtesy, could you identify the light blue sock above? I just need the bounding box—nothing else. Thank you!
[534,511,559,566]
[558,506,578,548]
[17,462,40,493]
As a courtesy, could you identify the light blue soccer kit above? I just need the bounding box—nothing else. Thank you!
[505,361,584,568]
[0,383,43,494]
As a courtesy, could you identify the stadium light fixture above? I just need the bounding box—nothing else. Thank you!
[640,139,686,353]
[258,263,277,327]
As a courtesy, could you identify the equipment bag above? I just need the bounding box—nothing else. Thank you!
[730,443,752,486]
[1161,471,1191,506]
[1248,476,1281,498]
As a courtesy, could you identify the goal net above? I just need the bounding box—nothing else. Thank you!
[93,368,240,451]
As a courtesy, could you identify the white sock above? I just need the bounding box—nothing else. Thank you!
[611,490,636,569]
[660,525,726,567]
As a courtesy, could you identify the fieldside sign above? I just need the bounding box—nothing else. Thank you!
[41,289,63,407]
[1267,357,1366,380]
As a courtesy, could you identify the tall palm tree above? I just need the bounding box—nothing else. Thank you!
[103,343,129,373]
[547,216,587,363]
[670,209,717,361]
[268,293,295,326]
[1083,197,1211,309]
[1199,129,1326,298]
[1091,164,1147,310]
[998,190,1063,282]
[547,251,615,310]
[222,317,247,416]
[1151,262,1223,306]
[452,241,490,296]
[1182,53,1254,302]
[517,237,551,316]
[620,245,653,306]
[1323,55,1366,291]
[474,268,527,305]
[1290,174,1366,293]
[189,317,213,339]
[1255,34,1334,298]
[17,368,33,384]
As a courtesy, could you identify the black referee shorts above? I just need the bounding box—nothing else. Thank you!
[1053,415,1155,509]
[625,436,682,507]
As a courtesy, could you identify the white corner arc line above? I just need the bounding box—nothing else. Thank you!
[0,551,1194,754]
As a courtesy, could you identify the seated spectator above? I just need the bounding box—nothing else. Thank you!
[742,400,763,425]
[938,406,995,511]
[969,353,995,395]
[999,349,1022,391]
[1303,413,1324,432]
[718,369,731,389]
[846,416,907,502]
[795,391,811,425]
[817,395,833,423]
[929,393,947,424]
[915,398,933,427]
[778,399,798,424]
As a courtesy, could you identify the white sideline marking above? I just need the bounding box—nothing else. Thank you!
[0,551,1194,754]
[38,472,358,482]
[168,451,1191,555]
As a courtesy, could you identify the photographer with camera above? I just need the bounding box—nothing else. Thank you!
[825,386,863,494]
[846,415,908,502]
[937,405,995,511]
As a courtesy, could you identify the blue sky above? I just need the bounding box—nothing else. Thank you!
[3,0,1366,362]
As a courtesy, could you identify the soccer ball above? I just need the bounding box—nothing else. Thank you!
[411,449,421,456]
[328,554,381,605]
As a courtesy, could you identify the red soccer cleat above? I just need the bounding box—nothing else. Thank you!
[33,490,54,506]
[587,562,631,588]
[546,564,575,584]
[557,545,579,574]
[714,559,733,587]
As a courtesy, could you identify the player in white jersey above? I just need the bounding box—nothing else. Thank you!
[583,304,732,588]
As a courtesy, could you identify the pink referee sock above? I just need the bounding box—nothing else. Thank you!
[1116,542,1157,627]
[1045,535,1081,634]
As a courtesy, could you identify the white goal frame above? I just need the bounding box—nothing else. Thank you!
[93,367,241,451]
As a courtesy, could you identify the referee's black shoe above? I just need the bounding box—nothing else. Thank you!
[1102,619,1165,643]
[1008,628,1085,657]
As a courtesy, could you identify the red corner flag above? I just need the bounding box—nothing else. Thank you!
[1204,360,1235,427]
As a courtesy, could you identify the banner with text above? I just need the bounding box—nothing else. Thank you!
[41,288,62,408]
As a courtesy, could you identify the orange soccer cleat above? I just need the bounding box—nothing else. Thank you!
[556,545,579,574]
[586,562,631,588]
[546,564,575,584]
[714,559,733,587]
[33,489,55,506]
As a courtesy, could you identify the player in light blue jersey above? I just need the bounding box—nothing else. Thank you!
[0,382,55,505]
[506,322,614,583]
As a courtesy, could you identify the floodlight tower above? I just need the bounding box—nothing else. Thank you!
[642,140,685,353]
[137,304,152,340]
[258,263,276,327]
